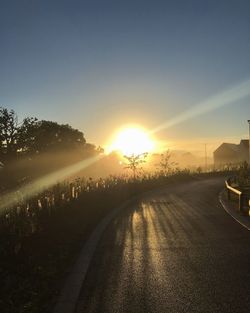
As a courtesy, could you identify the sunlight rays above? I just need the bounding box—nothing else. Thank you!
[2,79,250,213]
[150,79,250,135]
[0,155,103,212]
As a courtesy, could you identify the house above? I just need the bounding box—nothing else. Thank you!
[239,139,249,162]
[214,139,249,167]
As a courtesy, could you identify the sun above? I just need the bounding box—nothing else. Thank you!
[108,126,155,156]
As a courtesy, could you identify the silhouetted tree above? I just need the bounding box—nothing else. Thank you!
[34,120,86,153]
[17,119,87,155]
[0,107,19,160]
[123,152,148,179]
[17,117,38,155]
[158,150,177,176]
[0,107,103,169]
[196,166,202,174]
[83,143,104,157]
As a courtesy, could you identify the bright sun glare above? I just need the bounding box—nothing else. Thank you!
[108,127,155,156]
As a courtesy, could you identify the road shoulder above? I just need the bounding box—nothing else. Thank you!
[219,190,250,231]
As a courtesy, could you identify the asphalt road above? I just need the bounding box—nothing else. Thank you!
[75,177,250,313]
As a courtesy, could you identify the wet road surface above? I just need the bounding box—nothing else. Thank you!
[75,177,250,313]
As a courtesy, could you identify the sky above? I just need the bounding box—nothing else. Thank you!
[0,0,249,156]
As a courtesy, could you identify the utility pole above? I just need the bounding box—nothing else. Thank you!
[204,143,207,172]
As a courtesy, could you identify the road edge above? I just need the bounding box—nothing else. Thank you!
[53,192,144,313]
[219,190,250,231]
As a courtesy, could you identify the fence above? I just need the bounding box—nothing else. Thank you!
[225,177,250,215]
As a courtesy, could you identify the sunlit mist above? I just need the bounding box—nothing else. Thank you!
[107,126,155,156]
[0,155,103,213]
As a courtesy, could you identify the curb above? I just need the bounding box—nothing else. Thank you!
[219,190,250,231]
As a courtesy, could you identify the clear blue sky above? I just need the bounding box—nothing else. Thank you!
[0,0,249,153]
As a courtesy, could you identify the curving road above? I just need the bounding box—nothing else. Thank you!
[75,177,250,313]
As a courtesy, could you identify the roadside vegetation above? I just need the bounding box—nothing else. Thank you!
[226,161,250,194]
[237,161,250,192]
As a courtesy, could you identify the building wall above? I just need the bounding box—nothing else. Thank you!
[214,149,240,167]
[214,141,250,168]
[239,141,249,163]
